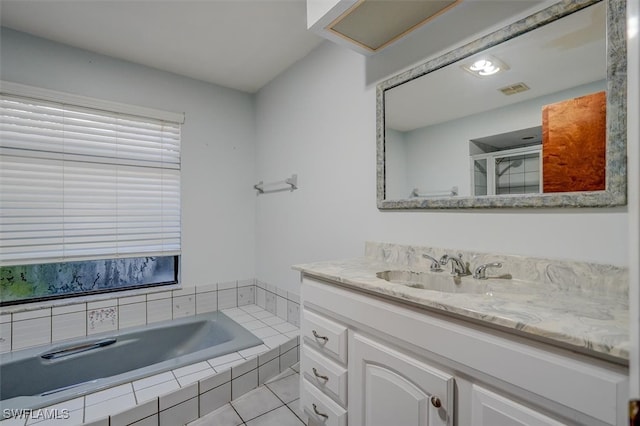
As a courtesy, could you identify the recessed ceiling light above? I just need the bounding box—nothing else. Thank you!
[462,55,509,78]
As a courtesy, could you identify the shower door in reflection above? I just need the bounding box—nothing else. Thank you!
[471,146,541,196]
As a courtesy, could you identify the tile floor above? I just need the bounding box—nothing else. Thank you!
[188,364,306,426]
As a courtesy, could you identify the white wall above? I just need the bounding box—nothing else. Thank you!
[1,21,632,300]
[255,41,628,294]
[384,128,409,199]
[0,28,257,288]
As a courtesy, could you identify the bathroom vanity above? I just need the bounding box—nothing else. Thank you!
[294,243,629,426]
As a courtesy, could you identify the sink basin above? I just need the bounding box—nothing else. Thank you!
[376,270,489,294]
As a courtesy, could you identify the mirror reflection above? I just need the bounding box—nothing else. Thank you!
[378,0,626,209]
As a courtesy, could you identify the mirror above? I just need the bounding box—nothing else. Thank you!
[377,0,626,209]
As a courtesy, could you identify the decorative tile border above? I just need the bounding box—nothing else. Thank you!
[0,280,300,354]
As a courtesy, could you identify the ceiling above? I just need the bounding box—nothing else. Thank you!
[0,0,324,93]
[385,1,606,132]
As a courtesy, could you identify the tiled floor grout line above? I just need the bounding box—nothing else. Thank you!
[269,371,306,425]
[231,393,284,424]
[264,379,296,418]
[225,369,304,426]
[228,403,244,425]
[287,400,306,425]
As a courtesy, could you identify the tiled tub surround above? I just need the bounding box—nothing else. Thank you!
[0,279,300,354]
[1,312,264,412]
[0,304,300,426]
[294,241,629,362]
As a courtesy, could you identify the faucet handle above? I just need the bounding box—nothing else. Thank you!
[422,254,443,272]
[473,262,502,279]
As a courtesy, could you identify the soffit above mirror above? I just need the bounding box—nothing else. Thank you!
[328,0,461,53]
[307,0,557,60]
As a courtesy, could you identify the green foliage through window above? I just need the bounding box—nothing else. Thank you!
[0,256,178,306]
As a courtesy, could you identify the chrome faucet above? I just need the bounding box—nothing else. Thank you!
[473,262,502,279]
[422,254,443,272]
[439,254,469,276]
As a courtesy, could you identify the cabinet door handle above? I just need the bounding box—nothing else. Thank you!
[312,367,329,382]
[312,403,329,419]
[312,329,329,342]
[430,395,442,408]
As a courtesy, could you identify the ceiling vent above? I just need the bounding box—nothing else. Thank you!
[499,82,530,96]
[327,0,462,53]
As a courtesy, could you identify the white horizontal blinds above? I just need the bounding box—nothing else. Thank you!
[0,92,181,266]
[0,156,65,262]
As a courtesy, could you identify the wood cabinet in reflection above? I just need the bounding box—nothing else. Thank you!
[542,91,606,193]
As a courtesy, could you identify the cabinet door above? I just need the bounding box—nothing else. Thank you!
[349,332,454,426]
[471,385,566,426]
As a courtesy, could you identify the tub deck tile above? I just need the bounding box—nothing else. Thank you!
[240,305,265,314]
[132,372,175,392]
[26,408,85,426]
[206,351,242,368]
[232,313,255,324]
[135,380,179,404]
[159,382,198,411]
[85,384,132,407]
[85,393,136,423]
[214,359,246,373]
[231,357,258,379]
[199,368,231,393]
[263,335,290,349]
[238,344,270,359]
[252,327,280,339]
[110,398,157,426]
[173,361,211,378]
[176,369,216,387]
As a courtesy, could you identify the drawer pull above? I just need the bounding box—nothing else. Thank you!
[430,396,442,408]
[312,403,329,419]
[312,330,329,342]
[312,367,329,382]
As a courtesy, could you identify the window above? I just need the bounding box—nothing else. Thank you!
[0,82,183,305]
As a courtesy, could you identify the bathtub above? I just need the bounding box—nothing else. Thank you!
[0,312,262,413]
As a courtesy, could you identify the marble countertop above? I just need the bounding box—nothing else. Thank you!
[293,257,629,363]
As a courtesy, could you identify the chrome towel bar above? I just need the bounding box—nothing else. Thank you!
[254,174,298,195]
[411,186,458,198]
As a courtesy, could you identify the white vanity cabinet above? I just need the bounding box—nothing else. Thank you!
[300,307,349,425]
[300,275,629,426]
[349,332,454,426]
[470,385,566,426]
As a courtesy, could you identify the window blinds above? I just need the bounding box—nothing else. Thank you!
[0,87,182,266]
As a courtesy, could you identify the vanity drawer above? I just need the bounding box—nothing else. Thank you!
[302,308,348,364]
[302,377,347,426]
[301,345,348,406]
